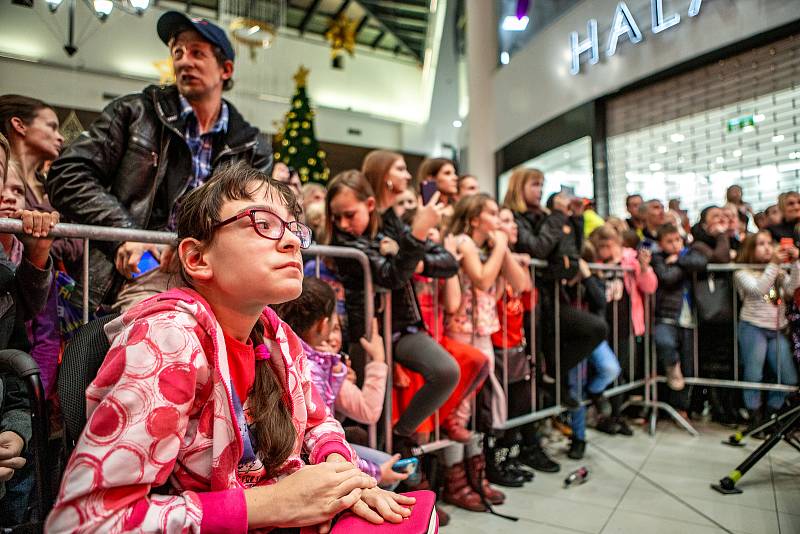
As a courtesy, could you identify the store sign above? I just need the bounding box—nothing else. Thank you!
[570,0,704,75]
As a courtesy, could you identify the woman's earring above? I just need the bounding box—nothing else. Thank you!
[387,180,394,192]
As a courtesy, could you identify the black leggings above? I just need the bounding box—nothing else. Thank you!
[393,331,460,437]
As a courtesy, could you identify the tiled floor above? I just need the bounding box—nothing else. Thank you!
[444,420,800,533]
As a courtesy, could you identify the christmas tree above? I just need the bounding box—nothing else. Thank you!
[274,66,329,184]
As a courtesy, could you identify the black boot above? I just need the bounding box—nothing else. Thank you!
[568,439,586,460]
[505,444,534,482]
[519,443,560,473]
[485,442,525,488]
[595,416,620,435]
[614,416,634,437]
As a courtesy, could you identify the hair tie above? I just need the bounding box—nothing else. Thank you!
[254,344,271,361]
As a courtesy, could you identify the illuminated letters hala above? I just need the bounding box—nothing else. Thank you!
[570,0,703,75]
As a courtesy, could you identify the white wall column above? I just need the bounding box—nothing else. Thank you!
[465,0,497,194]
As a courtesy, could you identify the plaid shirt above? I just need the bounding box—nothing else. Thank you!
[167,95,229,230]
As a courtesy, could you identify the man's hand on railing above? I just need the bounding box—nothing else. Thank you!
[15,209,59,269]
[115,241,166,279]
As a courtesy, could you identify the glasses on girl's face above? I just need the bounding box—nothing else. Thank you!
[214,208,312,249]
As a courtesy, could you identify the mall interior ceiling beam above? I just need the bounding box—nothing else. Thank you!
[298,0,321,35]
[355,15,369,36]
[354,0,421,61]
[371,30,385,48]
[333,0,352,18]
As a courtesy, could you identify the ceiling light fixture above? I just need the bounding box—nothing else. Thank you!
[502,15,529,31]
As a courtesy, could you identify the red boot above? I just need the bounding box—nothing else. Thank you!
[467,452,506,505]
[442,461,486,512]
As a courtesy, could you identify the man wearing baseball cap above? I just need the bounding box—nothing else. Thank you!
[47,11,271,311]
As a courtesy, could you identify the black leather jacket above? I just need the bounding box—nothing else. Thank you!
[46,84,271,306]
[332,210,458,343]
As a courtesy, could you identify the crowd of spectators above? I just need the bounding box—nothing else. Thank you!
[0,10,799,532]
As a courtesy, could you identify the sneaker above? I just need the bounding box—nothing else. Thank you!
[568,439,586,460]
[666,363,685,391]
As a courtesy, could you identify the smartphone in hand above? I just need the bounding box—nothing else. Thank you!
[420,180,438,205]
[132,251,160,278]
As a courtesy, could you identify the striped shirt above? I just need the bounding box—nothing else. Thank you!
[734,262,800,329]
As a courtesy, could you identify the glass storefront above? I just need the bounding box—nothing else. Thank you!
[497,136,594,204]
[606,33,800,221]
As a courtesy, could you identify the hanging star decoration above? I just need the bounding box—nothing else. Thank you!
[153,57,175,85]
[325,13,357,60]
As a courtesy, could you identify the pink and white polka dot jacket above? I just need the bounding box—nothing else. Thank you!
[46,288,355,533]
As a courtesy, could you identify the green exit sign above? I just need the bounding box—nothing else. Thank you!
[727,115,755,132]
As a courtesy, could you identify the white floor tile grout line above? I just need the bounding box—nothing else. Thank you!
[597,428,662,534]
[769,454,782,534]
[593,430,736,534]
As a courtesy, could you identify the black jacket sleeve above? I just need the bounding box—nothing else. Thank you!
[515,211,568,260]
[333,230,425,290]
[652,253,685,290]
[420,240,458,279]
[582,276,607,316]
[0,374,32,449]
[46,97,138,230]
[678,248,708,274]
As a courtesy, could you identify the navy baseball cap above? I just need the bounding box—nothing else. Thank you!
[157,11,235,62]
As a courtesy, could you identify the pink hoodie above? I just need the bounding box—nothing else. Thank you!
[621,247,658,336]
[47,288,354,534]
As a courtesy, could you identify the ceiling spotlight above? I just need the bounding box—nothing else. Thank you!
[500,51,510,65]
[772,134,785,143]
[716,156,725,164]
[732,149,742,157]
[649,163,662,171]
[753,113,766,123]
[670,133,685,143]
[93,0,113,20]
[129,0,149,13]
[46,0,63,12]
[657,145,667,154]
[502,15,529,31]
[452,120,462,128]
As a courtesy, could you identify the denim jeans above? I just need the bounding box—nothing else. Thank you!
[654,322,695,411]
[588,341,622,395]
[567,362,588,441]
[738,320,798,411]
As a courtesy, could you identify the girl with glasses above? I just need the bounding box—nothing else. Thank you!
[48,162,414,533]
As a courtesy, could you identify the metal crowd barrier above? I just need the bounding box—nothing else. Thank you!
[4,217,799,457]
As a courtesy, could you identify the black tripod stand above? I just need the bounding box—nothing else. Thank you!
[711,399,800,495]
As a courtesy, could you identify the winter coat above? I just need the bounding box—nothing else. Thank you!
[46,85,271,307]
[332,210,458,343]
[621,247,658,336]
[652,248,708,322]
[47,288,354,534]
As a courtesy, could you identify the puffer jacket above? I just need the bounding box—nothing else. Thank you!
[652,248,708,321]
[46,84,271,307]
[47,288,354,534]
[332,211,458,343]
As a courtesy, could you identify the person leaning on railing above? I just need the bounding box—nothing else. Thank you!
[734,230,800,429]
[44,12,270,312]
[0,132,59,525]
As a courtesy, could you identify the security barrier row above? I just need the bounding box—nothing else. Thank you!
[1,218,797,465]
